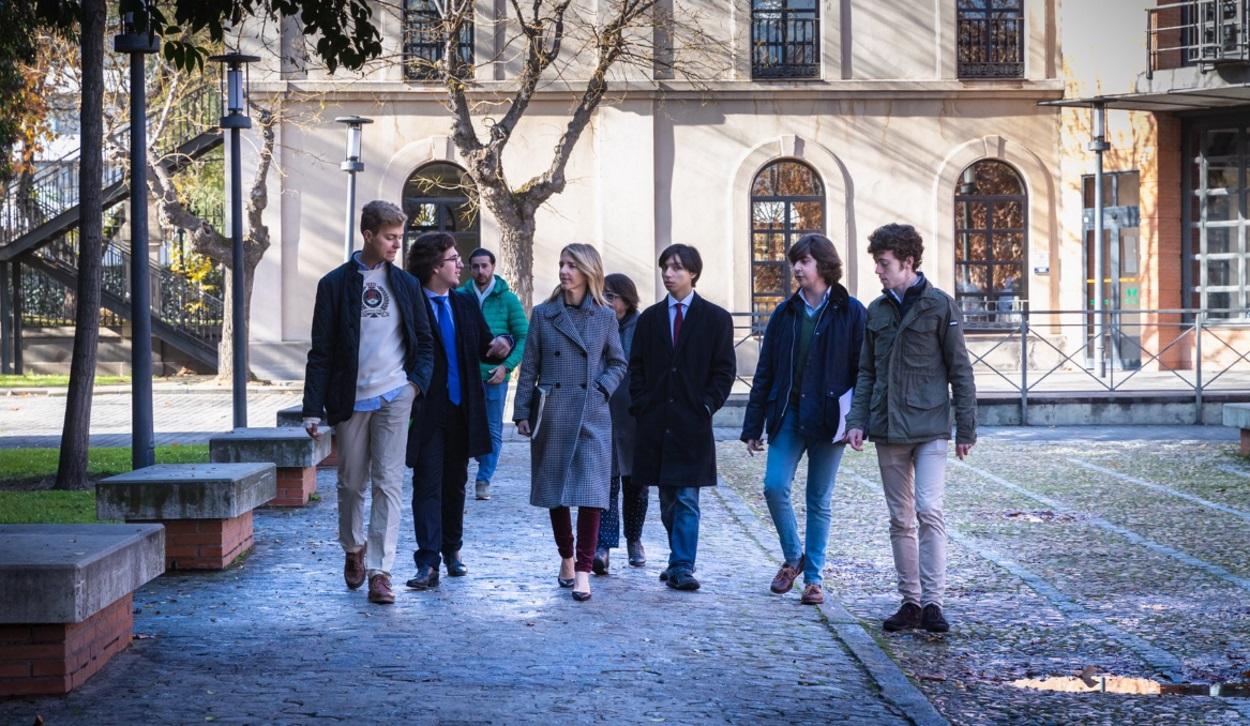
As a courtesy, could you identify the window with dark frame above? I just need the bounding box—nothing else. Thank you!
[956,0,1024,79]
[954,159,1027,330]
[750,160,825,330]
[404,0,474,81]
[751,0,820,79]
[401,162,481,263]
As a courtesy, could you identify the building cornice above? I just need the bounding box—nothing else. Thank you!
[251,78,1066,104]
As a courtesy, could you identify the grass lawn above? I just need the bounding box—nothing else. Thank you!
[0,374,131,388]
[0,444,209,524]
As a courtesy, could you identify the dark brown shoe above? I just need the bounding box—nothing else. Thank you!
[344,545,367,590]
[368,573,395,604]
[883,602,922,631]
[800,583,825,605]
[769,555,804,594]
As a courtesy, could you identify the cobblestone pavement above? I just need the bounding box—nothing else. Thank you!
[0,446,922,725]
[718,434,1250,725]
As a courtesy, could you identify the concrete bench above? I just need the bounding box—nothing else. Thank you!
[0,524,163,696]
[209,428,331,507]
[276,405,339,469]
[1223,403,1250,455]
[97,464,275,570]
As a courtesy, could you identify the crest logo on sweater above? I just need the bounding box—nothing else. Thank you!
[362,282,390,319]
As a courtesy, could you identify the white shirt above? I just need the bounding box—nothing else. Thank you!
[667,290,696,340]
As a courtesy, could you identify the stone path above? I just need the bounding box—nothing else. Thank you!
[0,445,925,724]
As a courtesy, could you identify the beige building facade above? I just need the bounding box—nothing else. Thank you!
[234,0,1064,379]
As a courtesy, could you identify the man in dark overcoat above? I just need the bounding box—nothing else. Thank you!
[630,244,736,591]
[403,232,512,590]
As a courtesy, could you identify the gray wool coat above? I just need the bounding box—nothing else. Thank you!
[513,296,627,509]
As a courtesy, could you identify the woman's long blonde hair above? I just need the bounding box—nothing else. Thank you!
[546,243,608,306]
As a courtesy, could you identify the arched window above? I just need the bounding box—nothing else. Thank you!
[401,162,480,264]
[954,159,1026,329]
[751,160,824,325]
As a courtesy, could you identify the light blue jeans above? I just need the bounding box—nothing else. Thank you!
[474,380,508,484]
[762,409,846,585]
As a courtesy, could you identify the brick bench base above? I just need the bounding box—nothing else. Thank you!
[270,466,317,507]
[319,438,340,470]
[142,512,254,570]
[0,594,133,696]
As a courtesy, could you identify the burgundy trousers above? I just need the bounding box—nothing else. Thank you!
[549,507,602,573]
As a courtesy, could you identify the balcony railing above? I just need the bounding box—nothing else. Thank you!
[957,7,1024,78]
[1149,0,1250,76]
[751,4,820,79]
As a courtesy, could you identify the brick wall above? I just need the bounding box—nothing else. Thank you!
[272,467,317,507]
[0,594,134,696]
[155,512,255,570]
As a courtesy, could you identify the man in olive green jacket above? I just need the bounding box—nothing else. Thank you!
[846,223,976,635]
[460,248,528,500]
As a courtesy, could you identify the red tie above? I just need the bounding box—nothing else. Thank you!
[673,302,684,344]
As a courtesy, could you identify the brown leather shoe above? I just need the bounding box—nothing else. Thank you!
[368,573,395,604]
[769,555,804,594]
[344,545,367,590]
[800,583,825,605]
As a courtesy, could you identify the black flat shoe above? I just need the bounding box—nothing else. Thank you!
[666,571,701,591]
[572,590,592,602]
[444,552,468,577]
[627,540,646,567]
[406,564,440,590]
[592,548,610,576]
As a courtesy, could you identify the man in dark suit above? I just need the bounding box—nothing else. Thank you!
[403,231,513,590]
[630,244,736,591]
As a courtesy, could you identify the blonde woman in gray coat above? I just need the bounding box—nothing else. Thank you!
[514,243,627,602]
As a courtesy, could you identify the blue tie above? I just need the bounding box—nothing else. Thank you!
[434,296,461,406]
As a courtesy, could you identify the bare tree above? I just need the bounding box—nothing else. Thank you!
[416,0,723,306]
[139,74,276,382]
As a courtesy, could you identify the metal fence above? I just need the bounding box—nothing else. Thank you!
[729,306,1250,411]
[1148,0,1250,75]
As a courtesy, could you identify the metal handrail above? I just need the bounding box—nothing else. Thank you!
[0,84,220,246]
[729,305,1250,422]
[1148,0,1250,76]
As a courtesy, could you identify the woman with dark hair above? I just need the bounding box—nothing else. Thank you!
[740,233,866,606]
[513,244,627,601]
[592,272,648,573]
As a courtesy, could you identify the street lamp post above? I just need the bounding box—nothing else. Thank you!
[116,2,160,469]
[209,52,260,430]
[1089,102,1111,378]
[336,116,373,262]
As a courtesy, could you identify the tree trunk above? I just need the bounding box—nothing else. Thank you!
[56,0,106,489]
[493,204,536,311]
[216,259,257,383]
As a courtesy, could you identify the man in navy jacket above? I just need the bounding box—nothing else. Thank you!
[403,231,512,590]
[302,200,434,605]
[741,234,865,606]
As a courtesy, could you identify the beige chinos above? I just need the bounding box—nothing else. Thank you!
[875,439,948,608]
[335,383,416,578]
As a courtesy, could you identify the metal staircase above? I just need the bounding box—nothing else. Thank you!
[0,85,225,370]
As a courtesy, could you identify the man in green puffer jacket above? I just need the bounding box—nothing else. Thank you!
[846,223,977,636]
[459,248,528,500]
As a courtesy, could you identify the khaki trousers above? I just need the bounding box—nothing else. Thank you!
[335,384,415,578]
[875,439,948,608]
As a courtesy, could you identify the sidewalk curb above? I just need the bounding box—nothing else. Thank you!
[713,484,951,726]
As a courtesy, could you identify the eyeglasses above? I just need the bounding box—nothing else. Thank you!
[442,255,462,265]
